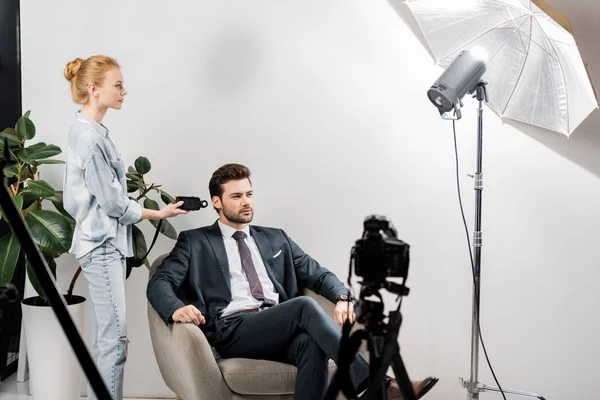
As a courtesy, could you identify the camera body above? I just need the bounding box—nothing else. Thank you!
[175,196,208,211]
[353,215,410,281]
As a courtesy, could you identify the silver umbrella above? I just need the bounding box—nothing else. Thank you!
[404,0,598,136]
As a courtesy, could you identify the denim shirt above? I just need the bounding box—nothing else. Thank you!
[63,112,142,259]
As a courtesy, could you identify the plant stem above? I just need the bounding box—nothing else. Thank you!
[15,164,22,195]
[136,184,155,201]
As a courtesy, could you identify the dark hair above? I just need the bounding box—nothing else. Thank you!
[209,163,252,213]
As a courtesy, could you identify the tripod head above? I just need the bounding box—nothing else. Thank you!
[355,279,410,332]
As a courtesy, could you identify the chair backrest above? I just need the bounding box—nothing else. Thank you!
[149,254,169,279]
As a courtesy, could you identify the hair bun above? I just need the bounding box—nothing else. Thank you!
[64,58,84,81]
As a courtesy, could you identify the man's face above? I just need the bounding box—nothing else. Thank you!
[213,178,254,225]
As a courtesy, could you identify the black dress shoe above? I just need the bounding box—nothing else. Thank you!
[386,376,439,399]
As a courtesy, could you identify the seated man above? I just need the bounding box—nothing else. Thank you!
[147,163,438,400]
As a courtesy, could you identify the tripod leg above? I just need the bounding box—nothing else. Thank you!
[323,326,368,400]
[366,335,386,400]
[390,351,417,400]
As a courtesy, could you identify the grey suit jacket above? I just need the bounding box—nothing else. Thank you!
[146,221,347,343]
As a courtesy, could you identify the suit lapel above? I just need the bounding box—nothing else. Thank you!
[252,229,274,266]
[206,221,231,292]
[251,227,287,299]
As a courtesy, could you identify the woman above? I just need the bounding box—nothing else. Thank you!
[63,55,187,400]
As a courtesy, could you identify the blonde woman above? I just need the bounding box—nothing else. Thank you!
[63,55,187,400]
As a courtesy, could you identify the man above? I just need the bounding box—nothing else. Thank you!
[147,163,438,399]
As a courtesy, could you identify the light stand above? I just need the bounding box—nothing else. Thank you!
[449,83,546,400]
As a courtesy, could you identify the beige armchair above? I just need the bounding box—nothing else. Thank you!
[147,254,346,400]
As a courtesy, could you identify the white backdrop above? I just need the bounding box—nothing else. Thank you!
[19,1,600,399]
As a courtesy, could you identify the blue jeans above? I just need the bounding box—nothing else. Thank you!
[78,242,128,400]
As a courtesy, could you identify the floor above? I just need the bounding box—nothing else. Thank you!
[0,373,173,400]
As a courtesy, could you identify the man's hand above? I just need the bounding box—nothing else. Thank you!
[172,305,205,325]
[333,301,356,327]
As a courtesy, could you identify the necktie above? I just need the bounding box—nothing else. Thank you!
[232,231,275,306]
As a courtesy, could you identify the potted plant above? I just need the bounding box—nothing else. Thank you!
[0,111,178,399]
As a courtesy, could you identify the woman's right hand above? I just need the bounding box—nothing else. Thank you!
[161,201,189,218]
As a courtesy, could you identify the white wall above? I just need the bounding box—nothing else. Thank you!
[20,1,600,399]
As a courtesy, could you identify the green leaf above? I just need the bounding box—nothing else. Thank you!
[126,173,142,183]
[158,189,175,205]
[0,234,21,285]
[127,180,141,193]
[134,156,151,175]
[23,110,31,119]
[45,191,69,216]
[15,148,28,162]
[127,166,139,175]
[143,198,177,238]
[2,127,17,135]
[24,210,73,254]
[26,253,56,300]
[66,214,76,232]
[126,224,148,277]
[3,166,28,180]
[45,191,75,229]
[13,195,24,212]
[26,142,46,152]
[0,132,21,147]
[25,180,56,198]
[21,143,62,163]
[131,224,148,259]
[24,199,39,212]
[150,218,177,240]
[143,198,159,210]
[44,192,75,230]
[35,159,64,165]
[2,195,24,223]
[15,116,36,141]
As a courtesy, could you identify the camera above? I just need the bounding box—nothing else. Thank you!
[353,215,410,281]
[175,196,208,211]
[325,215,416,400]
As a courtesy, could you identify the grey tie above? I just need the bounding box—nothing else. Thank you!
[232,231,275,306]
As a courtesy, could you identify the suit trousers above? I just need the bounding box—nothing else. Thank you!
[213,296,370,400]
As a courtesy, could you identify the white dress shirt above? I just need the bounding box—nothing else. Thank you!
[218,221,279,318]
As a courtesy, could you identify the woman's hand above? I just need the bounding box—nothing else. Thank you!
[160,201,189,218]
[141,200,188,220]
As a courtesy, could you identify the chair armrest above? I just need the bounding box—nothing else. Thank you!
[148,303,232,400]
[304,288,336,317]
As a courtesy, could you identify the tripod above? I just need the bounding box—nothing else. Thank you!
[451,83,546,400]
[324,281,417,400]
[0,140,111,399]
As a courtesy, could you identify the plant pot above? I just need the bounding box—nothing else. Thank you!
[22,295,86,400]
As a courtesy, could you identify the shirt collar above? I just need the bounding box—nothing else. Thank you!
[218,220,251,240]
[76,111,110,137]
